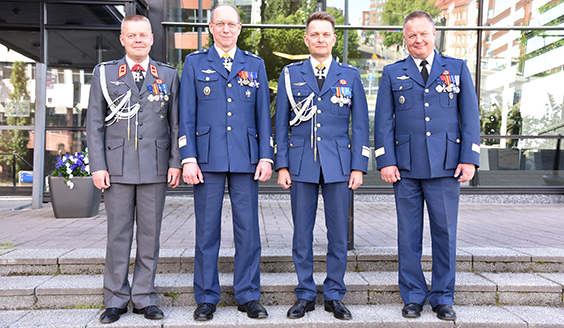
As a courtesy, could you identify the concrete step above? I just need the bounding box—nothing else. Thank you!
[1,271,564,311]
[2,305,564,327]
[2,246,564,276]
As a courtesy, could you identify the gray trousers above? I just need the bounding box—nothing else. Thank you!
[103,182,167,309]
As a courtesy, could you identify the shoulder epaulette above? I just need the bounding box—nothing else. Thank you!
[97,60,118,68]
[156,61,175,69]
[189,48,209,56]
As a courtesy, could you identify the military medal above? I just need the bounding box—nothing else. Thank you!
[449,92,454,99]
[246,90,251,97]
[146,84,154,102]
[331,87,339,104]
[436,85,443,93]
[204,86,211,95]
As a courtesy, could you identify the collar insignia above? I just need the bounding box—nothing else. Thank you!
[149,64,159,78]
[118,64,127,78]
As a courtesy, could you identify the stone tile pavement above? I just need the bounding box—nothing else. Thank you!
[0,194,563,250]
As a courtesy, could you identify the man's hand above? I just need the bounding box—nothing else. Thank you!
[277,168,292,189]
[183,162,204,185]
[381,165,401,184]
[168,168,182,188]
[348,170,363,190]
[92,170,111,189]
[254,161,272,182]
[454,163,476,183]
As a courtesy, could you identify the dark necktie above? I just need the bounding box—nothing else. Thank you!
[132,64,144,90]
[420,60,429,84]
[316,63,325,90]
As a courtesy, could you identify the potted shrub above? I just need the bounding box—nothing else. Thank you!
[49,150,102,218]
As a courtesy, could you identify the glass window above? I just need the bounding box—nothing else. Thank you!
[46,3,123,26]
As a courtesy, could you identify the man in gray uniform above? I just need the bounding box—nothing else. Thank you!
[86,14,181,324]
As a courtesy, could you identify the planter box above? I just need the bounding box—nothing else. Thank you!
[49,176,102,218]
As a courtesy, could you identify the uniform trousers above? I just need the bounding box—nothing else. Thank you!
[393,177,460,307]
[193,172,261,305]
[290,176,350,302]
[103,182,167,309]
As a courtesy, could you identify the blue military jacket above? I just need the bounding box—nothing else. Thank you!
[178,46,273,173]
[374,50,480,179]
[274,58,370,184]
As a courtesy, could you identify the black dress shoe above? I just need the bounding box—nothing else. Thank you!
[402,303,423,318]
[237,300,268,319]
[433,304,456,321]
[324,300,352,320]
[133,305,164,320]
[99,307,127,324]
[287,299,315,319]
[194,303,216,321]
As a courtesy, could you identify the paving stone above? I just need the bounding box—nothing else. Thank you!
[36,275,103,309]
[480,273,563,306]
[513,248,564,273]
[453,272,498,305]
[58,248,105,275]
[454,305,526,327]
[0,275,53,310]
[503,306,564,328]
[0,249,72,275]
[462,247,533,273]
[536,272,564,287]
[0,310,29,327]
[8,308,100,328]
[372,304,453,327]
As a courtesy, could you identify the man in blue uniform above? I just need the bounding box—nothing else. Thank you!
[87,15,182,323]
[275,11,369,321]
[374,10,480,321]
[178,3,273,322]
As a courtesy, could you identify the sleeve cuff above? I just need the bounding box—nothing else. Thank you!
[181,157,197,165]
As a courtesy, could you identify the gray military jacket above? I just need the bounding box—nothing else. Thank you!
[87,56,181,184]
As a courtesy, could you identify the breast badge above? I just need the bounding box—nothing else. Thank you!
[204,86,211,95]
[399,96,405,104]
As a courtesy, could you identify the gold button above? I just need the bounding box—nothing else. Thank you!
[399,86,403,90]
[456,139,460,143]
[396,141,399,145]
[318,97,322,101]
[228,98,233,103]
[425,89,429,93]
[316,123,321,128]
[425,103,429,107]
[348,144,351,148]
[227,126,232,131]
[290,143,293,147]
[196,132,199,136]
[206,77,210,81]
[425,117,430,121]
[228,83,232,88]
[255,134,258,138]
[317,110,321,114]
[297,92,301,96]
[317,137,321,141]
[426,132,431,136]
[227,112,232,116]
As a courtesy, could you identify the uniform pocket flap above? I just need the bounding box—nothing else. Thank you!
[105,138,124,151]
[447,132,461,144]
[292,87,311,97]
[289,137,305,148]
[395,134,410,147]
[196,125,211,136]
[336,139,351,148]
[392,82,413,92]
[197,74,219,82]
[156,139,170,150]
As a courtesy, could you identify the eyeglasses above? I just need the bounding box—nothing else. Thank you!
[211,21,240,29]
